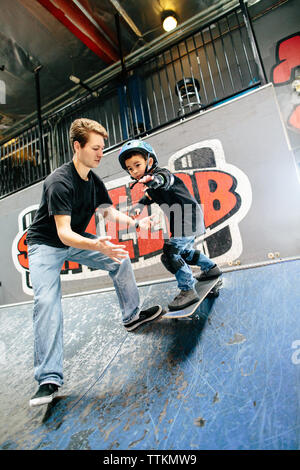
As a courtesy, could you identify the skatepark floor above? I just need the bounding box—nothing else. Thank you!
[0,259,299,450]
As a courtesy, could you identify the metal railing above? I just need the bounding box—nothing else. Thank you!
[0,125,50,196]
[0,2,265,198]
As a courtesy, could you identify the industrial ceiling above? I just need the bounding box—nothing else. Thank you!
[0,0,264,138]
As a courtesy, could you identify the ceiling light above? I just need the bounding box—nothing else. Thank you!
[69,75,80,85]
[69,75,99,98]
[162,10,178,32]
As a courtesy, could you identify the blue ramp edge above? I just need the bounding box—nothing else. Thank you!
[0,260,299,450]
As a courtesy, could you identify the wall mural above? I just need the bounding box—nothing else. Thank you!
[12,140,252,296]
[271,32,300,134]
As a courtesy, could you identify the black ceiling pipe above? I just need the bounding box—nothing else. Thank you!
[34,65,49,174]
[114,13,135,137]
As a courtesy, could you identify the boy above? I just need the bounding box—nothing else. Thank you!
[118,139,221,311]
[26,120,162,407]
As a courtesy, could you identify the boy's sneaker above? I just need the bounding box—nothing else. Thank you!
[168,289,199,311]
[124,305,163,331]
[195,265,222,282]
[29,383,58,407]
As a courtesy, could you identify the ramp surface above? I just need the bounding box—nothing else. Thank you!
[0,260,299,450]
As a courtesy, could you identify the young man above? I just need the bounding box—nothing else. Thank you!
[26,119,162,407]
[118,139,222,310]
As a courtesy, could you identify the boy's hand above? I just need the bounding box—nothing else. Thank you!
[139,175,153,185]
[139,174,165,190]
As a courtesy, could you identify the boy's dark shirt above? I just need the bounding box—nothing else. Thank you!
[142,166,205,238]
[26,161,112,248]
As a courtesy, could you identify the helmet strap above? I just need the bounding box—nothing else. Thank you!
[145,152,154,174]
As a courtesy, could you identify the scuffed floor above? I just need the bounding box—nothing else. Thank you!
[0,260,299,450]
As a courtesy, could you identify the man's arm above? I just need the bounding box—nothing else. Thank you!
[102,206,136,228]
[54,214,128,263]
[102,206,154,230]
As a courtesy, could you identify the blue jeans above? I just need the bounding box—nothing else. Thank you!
[167,236,215,291]
[28,233,140,387]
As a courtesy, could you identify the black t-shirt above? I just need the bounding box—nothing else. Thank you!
[145,167,205,238]
[26,161,112,248]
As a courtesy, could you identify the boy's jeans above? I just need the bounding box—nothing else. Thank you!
[28,233,140,387]
[167,236,215,291]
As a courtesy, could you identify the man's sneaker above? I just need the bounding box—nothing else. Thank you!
[124,305,163,331]
[168,289,199,311]
[29,383,58,407]
[195,265,222,282]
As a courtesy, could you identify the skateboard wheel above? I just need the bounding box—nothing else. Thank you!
[207,289,219,298]
[208,292,219,298]
[268,252,275,259]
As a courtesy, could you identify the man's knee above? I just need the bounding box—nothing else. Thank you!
[109,255,132,275]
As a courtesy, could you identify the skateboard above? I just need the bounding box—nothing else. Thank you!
[162,277,222,319]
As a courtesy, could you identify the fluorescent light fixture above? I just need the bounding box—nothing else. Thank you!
[69,75,80,84]
[69,75,99,97]
[162,10,178,32]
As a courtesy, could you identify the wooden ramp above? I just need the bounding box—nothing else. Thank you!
[0,260,299,450]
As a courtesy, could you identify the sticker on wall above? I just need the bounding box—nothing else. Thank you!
[271,33,300,86]
[12,139,252,296]
[12,205,39,296]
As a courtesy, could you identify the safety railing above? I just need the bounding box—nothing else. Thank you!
[0,2,265,198]
[0,125,50,196]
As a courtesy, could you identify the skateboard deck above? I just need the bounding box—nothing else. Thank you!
[162,277,222,319]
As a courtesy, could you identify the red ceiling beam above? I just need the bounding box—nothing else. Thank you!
[37,0,119,63]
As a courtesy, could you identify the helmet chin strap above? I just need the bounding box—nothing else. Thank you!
[145,152,152,173]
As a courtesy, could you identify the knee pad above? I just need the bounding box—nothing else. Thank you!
[181,249,201,265]
[161,242,185,274]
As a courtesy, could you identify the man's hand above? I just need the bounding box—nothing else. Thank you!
[129,206,142,219]
[93,236,128,263]
[129,195,152,219]
[54,214,128,263]
[132,208,141,218]
[138,214,157,230]
[103,205,156,234]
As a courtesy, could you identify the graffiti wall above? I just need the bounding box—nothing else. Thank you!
[1,84,300,305]
[271,32,300,136]
[252,0,300,164]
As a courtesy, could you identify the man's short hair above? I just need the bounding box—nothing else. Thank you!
[69,118,108,150]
